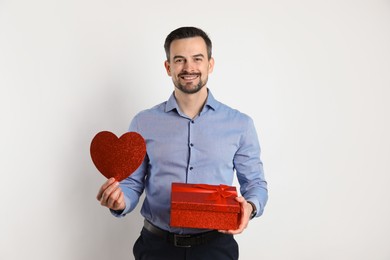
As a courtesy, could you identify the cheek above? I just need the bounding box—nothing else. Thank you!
[203,67,211,75]
[171,66,182,75]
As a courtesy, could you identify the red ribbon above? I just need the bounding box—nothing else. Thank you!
[194,184,236,201]
[173,184,236,202]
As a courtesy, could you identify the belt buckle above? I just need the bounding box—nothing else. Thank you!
[173,234,192,248]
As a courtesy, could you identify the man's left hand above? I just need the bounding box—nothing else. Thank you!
[219,196,253,235]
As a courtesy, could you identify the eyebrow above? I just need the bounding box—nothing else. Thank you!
[193,54,205,59]
[173,54,205,60]
[173,55,185,60]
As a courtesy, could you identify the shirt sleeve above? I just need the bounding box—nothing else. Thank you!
[234,116,268,217]
[110,115,148,218]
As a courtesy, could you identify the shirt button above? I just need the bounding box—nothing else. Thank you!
[190,143,194,147]
[189,167,193,170]
[191,120,195,124]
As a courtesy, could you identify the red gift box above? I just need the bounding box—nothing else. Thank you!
[170,183,240,230]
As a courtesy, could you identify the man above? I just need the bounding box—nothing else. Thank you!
[96,26,268,260]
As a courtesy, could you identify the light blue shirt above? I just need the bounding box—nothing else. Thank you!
[113,90,268,234]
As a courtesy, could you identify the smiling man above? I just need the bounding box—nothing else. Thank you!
[165,36,213,94]
[164,33,215,119]
[96,26,268,260]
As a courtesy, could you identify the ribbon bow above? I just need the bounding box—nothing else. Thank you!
[194,184,236,202]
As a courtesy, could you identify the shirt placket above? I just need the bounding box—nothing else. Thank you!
[186,119,195,181]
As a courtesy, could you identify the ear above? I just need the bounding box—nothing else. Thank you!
[164,60,172,76]
[208,57,215,74]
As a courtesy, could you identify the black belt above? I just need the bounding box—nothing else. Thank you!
[143,219,221,248]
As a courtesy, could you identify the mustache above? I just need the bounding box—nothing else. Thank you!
[178,72,201,77]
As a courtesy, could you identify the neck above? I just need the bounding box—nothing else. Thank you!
[174,87,208,119]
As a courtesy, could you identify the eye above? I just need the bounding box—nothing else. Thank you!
[194,57,203,62]
[175,58,184,63]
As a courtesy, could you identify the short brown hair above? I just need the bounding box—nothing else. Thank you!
[164,26,212,61]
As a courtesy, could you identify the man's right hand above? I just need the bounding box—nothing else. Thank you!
[96,177,125,211]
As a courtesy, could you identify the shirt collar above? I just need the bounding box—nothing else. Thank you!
[165,89,219,114]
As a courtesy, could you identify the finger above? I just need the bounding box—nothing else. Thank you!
[224,219,247,234]
[219,197,250,235]
[96,178,116,200]
[107,186,122,208]
[235,196,245,203]
[218,227,244,235]
[101,182,119,206]
[113,191,125,210]
[236,197,251,219]
[218,196,249,235]
[235,197,247,221]
[100,181,119,206]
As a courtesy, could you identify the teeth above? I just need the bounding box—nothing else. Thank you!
[182,75,198,80]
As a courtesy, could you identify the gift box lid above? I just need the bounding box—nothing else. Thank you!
[171,183,240,213]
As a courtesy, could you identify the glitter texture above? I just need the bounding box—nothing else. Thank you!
[170,183,240,230]
[90,131,146,181]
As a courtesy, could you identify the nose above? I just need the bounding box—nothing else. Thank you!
[182,60,195,72]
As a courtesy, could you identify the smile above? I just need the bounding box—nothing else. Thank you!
[181,75,198,80]
[179,73,201,81]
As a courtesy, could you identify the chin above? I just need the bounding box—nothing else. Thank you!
[182,85,204,94]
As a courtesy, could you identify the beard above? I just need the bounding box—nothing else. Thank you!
[173,72,208,94]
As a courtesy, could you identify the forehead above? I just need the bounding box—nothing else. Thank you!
[169,36,208,57]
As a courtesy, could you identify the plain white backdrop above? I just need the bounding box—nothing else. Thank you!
[1,0,389,259]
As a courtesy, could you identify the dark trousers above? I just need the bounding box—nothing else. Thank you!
[133,227,239,260]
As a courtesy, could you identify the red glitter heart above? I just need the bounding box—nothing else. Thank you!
[90,131,146,181]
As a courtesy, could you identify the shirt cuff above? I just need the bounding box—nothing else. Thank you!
[110,195,131,217]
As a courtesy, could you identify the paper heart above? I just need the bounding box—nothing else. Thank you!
[90,131,146,181]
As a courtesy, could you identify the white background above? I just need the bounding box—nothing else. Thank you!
[1,0,389,259]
